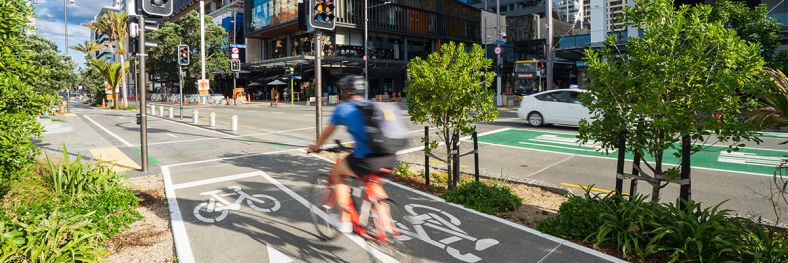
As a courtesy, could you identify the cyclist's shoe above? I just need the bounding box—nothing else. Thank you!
[354,225,372,239]
[338,222,353,233]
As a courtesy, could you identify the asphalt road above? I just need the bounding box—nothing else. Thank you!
[72,101,623,263]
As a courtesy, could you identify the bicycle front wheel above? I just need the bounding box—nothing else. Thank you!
[310,174,341,241]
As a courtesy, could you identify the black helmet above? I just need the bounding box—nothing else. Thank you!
[337,75,367,96]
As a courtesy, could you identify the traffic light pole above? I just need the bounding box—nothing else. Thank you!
[179,65,184,120]
[137,15,149,172]
[232,10,237,92]
[546,0,554,91]
[315,30,323,141]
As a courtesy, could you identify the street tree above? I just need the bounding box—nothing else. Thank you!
[89,59,129,109]
[578,0,765,201]
[84,11,129,108]
[711,0,782,67]
[148,11,229,93]
[0,0,57,182]
[405,42,498,188]
[70,40,102,62]
[26,35,78,94]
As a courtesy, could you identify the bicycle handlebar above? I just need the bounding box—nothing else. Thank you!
[308,140,354,153]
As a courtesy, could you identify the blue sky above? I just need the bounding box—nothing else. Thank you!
[32,0,114,68]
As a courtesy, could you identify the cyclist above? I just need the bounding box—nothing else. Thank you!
[308,75,397,236]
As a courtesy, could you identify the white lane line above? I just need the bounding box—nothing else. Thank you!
[172,171,261,190]
[137,126,313,147]
[162,166,196,263]
[167,133,178,138]
[267,244,294,263]
[302,113,312,116]
[249,110,259,113]
[306,154,626,262]
[119,116,125,120]
[524,155,575,178]
[258,171,397,263]
[149,115,232,136]
[82,115,134,147]
[163,148,304,168]
[397,128,512,155]
[495,117,522,122]
[536,243,563,263]
[476,140,776,177]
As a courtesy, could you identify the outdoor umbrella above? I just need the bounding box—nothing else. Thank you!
[267,79,287,85]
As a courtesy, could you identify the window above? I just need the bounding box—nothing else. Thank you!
[534,92,558,102]
[551,91,573,103]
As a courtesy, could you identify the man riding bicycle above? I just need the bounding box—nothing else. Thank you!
[308,75,398,236]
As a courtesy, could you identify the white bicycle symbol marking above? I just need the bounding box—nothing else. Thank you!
[394,204,500,263]
[193,186,281,223]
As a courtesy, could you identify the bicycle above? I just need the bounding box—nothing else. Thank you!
[308,140,409,256]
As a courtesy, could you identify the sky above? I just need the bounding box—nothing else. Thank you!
[32,0,116,68]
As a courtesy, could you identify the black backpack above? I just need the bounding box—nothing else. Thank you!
[351,101,410,155]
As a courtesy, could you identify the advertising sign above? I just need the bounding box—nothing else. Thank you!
[250,0,298,32]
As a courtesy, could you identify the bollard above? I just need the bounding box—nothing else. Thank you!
[209,112,216,127]
[159,105,164,117]
[192,110,199,124]
[151,104,156,115]
[168,107,174,119]
[231,115,238,132]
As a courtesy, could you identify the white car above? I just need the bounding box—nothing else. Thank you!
[517,89,591,127]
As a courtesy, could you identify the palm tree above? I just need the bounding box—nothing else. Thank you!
[750,68,788,144]
[84,12,129,109]
[69,41,102,61]
[89,59,129,110]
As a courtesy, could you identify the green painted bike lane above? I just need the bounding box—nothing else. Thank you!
[475,129,788,176]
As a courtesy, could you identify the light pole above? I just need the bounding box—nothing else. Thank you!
[546,0,554,91]
[199,0,206,102]
[290,67,295,105]
[495,0,502,106]
[364,0,392,100]
[64,0,74,112]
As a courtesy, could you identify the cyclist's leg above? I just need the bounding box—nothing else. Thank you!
[330,159,358,230]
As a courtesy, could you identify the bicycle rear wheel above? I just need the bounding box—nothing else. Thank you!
[309,174,341,241]
[365,198,412,261]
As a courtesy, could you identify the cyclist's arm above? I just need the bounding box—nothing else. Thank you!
[314,124,337,148]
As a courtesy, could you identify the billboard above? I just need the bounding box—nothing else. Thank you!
[250,0,298,32]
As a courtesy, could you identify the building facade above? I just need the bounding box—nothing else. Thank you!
[242,0,482,100]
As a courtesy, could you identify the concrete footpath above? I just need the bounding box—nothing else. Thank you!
[36,104,143,173]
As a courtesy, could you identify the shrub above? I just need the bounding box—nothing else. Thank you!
[61,186,142,237]
[741,222,788,262]
[442,181,522,215]
[537,190,612,240]
[393,162,417,179]
[0,210,106,262]
[593,194,663,258]
[43,147,123,197]
[649,200,748,262]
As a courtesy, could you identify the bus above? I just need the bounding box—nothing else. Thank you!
[514,60,540,95]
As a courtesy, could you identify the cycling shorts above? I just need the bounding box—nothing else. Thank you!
[345,154,397,178]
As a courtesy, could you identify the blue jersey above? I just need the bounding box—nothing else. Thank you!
[330,99,370,158]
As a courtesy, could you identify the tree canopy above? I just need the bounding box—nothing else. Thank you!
[148,11,229,92]
[406,42,498,188]
[578,0,765,184]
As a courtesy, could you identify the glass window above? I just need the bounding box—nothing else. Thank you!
[552,91,573,103]
[534,93,557,102]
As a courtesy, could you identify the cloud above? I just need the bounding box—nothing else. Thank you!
[34,19,92,67]
[34,0,116,21]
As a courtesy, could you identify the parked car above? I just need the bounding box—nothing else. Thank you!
[517,89,591,127]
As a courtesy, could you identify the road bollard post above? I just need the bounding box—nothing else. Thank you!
[192,110,199,124]
[231,115,238,132]
[209,112,216,127]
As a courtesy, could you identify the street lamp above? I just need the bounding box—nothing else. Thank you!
[64,0,75,113]
[364,0,392,100]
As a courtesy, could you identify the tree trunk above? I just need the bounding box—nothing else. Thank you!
[120,55,128,109]
[444,128,453,189]
[651,150,663,202]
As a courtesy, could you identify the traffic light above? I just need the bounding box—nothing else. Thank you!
[178,45,189,66]
[140,0,173,17]
[230,58,241,72]
[310,0,335,31]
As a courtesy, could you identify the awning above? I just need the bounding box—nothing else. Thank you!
[267,79,287,85]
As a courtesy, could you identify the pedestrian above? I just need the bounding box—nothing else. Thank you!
[283,90,288,103]
[270,88,280,107]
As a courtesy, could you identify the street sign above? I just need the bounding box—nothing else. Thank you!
[494,46,503,55]
[198,79,210,91]
[231,54,239,59]
[231,47,239,54]
[495,40,506,46]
